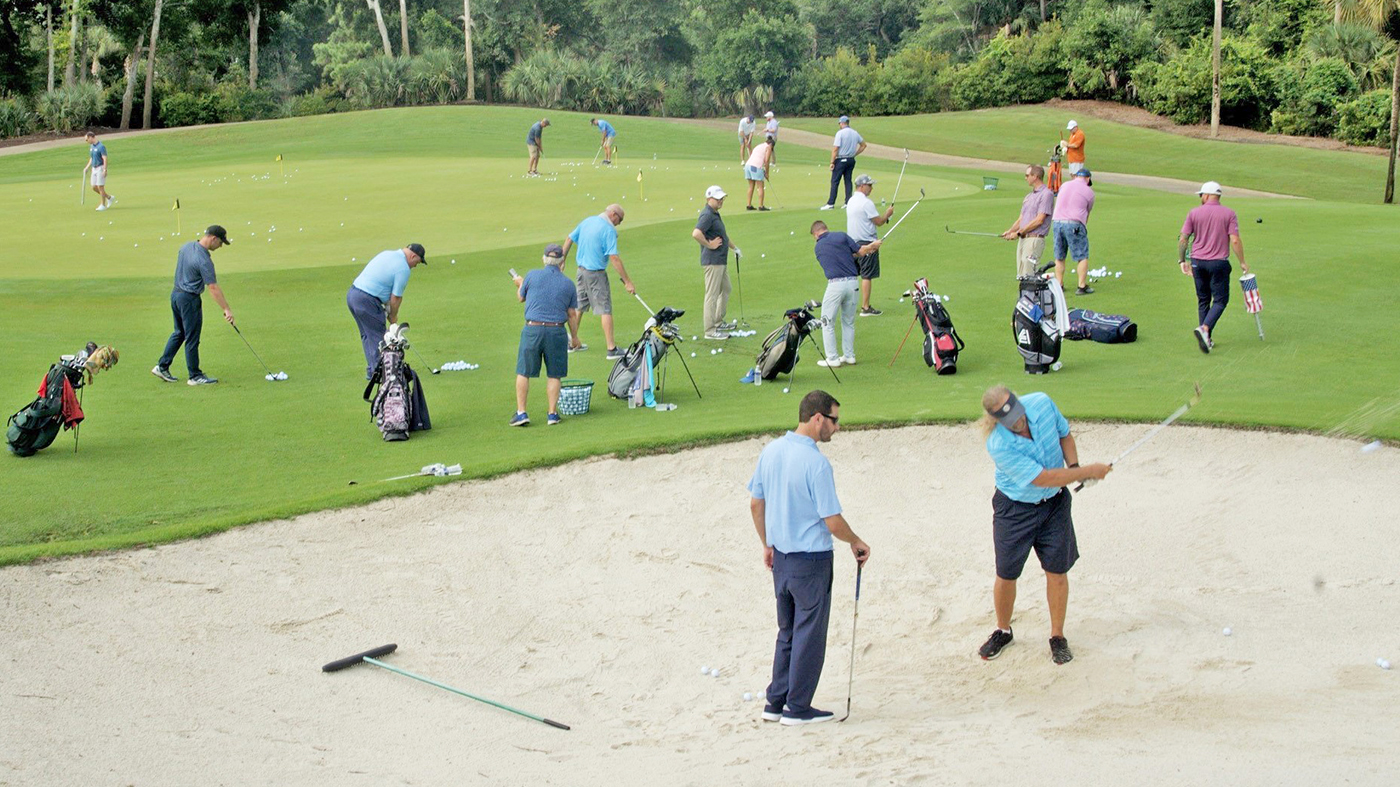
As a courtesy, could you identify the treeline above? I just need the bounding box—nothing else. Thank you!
[0,0,1395,152]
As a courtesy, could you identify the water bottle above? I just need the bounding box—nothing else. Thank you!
[754,365,762,386]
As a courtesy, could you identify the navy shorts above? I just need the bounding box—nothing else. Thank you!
[1053,220,1089,262]
[992,488,1079,579]
[516,324,568,378]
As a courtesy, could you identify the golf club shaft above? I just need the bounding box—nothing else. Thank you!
[734,251,745,324]
[944,225,1001,238]
[881,198,923,242]
[231,324,274,375]
[1076,390,1199,491]
[363,656,569,730]
[632,292,655,316]
[840,562,863,722]
[409,344,437,372]
[891,149,909,205]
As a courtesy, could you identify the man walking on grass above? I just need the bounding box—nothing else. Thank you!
[978,385,1110,665]
[1179,181,1248,354]
[152,226,236,386]
[750,390,870,726]
[526,118,550,176]
[845,174,894,316]
[1051,168,1095,295]
[810,220,881,367]
[693,185,742,340]
[510,244,581,427]
[821,116,865,211]
[82,131,115,211]
[1002,164,1055,277]
[346,243,427,380]
[561,204,637,359]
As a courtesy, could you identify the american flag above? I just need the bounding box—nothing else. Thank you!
[1240,274,1262,314]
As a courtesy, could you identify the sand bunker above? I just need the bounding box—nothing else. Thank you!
[2,425,1397,784]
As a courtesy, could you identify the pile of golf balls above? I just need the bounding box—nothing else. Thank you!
[264,371,289,381]
[439,361,479,371]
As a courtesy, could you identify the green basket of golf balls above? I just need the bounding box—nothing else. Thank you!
[559,379,594,416]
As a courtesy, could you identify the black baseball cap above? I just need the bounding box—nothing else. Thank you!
[206,225,231,244]
[407,243,427,264]
[544,243,565,258]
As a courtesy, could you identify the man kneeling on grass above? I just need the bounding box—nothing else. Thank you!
[510,244,582,427]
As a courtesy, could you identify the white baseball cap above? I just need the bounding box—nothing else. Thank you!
[705,185,727,200]
[1066,120,1078,130]
[1197,181,1223,196]
[764,111,774,118]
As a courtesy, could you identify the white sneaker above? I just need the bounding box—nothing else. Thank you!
[106,196,116,208]
[817,357,842,368]
[842,356,856,365]
[819,204,834,211]
[95,204,106,211]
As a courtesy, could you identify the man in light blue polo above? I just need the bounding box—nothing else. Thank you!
[346,243,426,379]
[591,117,617,165]
[978,385,1109,666]
[560,204,636,360]
[822,116,865,210]
[749,390,871,726]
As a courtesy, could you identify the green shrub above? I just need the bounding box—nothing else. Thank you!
[35,84,102,133]
[1134,35,1278,129]
[159,92,220,127]
[213,83,280,122]
[0,96,36,138]
[1269,57,1357,137]
[792,47,880,116]
[1060,1,1160,101]
[660,83,696,118]
[339,55,410,109]
[873,46,951,116]
[1336,89,1394,147]
[946,26,1066,111]
[406,49,469,105]
[284,87,345,118]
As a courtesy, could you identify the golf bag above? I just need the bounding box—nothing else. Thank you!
[1048,144,1064,194]
[7,342,118,457]
[911,278,965,375]
[755,303,822,380]
[1013,271,1062,374]
[607,306,687,400]
[364,324,428,442]
[1065,309,1138,344]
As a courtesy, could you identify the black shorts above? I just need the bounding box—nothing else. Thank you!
[857,248,880,279]
[992,488,1078,579]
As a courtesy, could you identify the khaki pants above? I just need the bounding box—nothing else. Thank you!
[703,264,731,332]
[1016,236,1046,277]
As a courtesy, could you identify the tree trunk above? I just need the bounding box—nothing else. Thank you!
[89,44,102,88]
[248,2,260,90]
[1040,0,1047,23]
[121,29,145,130]
[143,0,163,129]
[463,0,474,100]
[46,6,55,91]
[399,0,410,57]
[64,2,78,88]
[1385,48,1398,204]
[1335,0,1342,25]
[1210,0,1222,138]
[366,0,393,56]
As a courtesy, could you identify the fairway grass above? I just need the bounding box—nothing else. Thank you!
[2,105,1397,563]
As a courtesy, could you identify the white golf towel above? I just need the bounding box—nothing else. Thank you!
[1046,278,1071,334]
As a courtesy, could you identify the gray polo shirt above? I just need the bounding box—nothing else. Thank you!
[834,127,863,158]
[173,241,217,295]
[695,204,729,266]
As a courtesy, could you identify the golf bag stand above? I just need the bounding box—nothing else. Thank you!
[911,278,964,375]
[1013,265,1061,374]
[6,342,118,457]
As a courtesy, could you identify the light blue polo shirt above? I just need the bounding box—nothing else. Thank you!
[834,127,863,157]
[568,214,618,271]
[352,249,411,304]
[89,141,107,167]
[748,432,841,554]
[596,119,616,138]
[986,392,1071,503]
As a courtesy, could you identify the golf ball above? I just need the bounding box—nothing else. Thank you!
[701,666,709,674]
[743,692,753,701]
[711,668,721,677]
[761,254,766,258]
[1361,440,1382,453]
[451,260,456,265]
[710,349,717,355]
[1379,659,1392,670]
[717,348,723,353]
[1222,627,1233,636]
[691,352,696,357]
[783,387,790,393]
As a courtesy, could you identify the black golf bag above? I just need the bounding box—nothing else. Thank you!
[608,306,689,400]
[756,303,822,381]
[364,325,429,441]
[7,342,118,457]
[911,278,965,375]
[1013,271,1062,374]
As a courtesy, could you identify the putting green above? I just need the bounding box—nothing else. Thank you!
[1,105,1396,564]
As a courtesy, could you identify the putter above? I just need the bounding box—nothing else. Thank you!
[409,344,440,375]
[1075,382,1203,491]
[837,561,864,723]
[944,225,1001,238]
[323,644,570,731]
[891,148,909,205]
[880,188,926,242]
[231,323,281,380]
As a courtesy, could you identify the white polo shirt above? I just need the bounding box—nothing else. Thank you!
[845,191,878,242]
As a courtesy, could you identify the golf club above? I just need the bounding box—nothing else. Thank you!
[880,188,926,242]
[733,249,748,328]
[631,292,703,399]
[890,148,910,205]
[322,643,571,731]
[1075,382,1203,491]
[837,560,864,723]
[80,171,85,205]
[944,225,1001,238]
[230,323,284,381]
[591,145,603,166]
[409,344,440,375]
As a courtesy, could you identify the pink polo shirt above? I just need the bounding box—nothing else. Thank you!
[1052,178,1094,225]
[1181,202,1239,261]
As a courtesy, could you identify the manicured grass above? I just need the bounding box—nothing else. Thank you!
[2,105,1397,564]
[786,106,1392,203]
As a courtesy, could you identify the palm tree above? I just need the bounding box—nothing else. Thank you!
[1352,0,1400,201]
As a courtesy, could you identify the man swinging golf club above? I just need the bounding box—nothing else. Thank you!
[346,244,427,380]
[749,390,871,726]
[526,117,549,177]
[978,385,1110,665]
[1179,181,1248,354]
[846,174,894,316]
[152,225,234,386]
[810,220,881,367]
[561,203,636,359]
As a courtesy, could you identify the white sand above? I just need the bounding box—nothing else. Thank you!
[3,425,1397,785]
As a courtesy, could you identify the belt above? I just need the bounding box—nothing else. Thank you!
[828,276,858,283]
[526,321,564,327]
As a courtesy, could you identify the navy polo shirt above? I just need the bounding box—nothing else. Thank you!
[813,230,861,280]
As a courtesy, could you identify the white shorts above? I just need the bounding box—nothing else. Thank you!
[90,166,106,186]
[1067,162,1083,175]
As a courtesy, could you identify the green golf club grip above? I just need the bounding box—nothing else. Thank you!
[322,643,397,672]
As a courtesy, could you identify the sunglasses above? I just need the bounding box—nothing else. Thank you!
[820,412,839,424]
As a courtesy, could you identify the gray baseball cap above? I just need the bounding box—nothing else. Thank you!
[988,390,1027,431]
[544,243,565,258]
[855,174,876,186]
